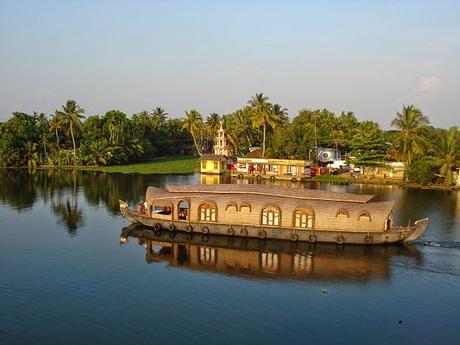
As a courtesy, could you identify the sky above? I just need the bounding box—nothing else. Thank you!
[0,0,459,128]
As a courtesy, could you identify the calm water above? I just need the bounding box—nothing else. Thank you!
[1,170,459,345]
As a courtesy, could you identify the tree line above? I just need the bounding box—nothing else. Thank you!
[0,93,458,185]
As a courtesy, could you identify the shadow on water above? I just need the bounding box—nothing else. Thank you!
[120,224,424,284]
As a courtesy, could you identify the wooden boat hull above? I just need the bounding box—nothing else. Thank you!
[120,200,428,245]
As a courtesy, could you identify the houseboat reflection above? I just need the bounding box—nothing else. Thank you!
[120,225,423,282]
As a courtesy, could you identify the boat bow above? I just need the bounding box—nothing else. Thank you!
[403,218,429,243]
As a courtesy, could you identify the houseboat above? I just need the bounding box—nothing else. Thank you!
[119,184,428,245]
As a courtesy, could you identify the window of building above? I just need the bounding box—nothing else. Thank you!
[358,211,371,222]
[199,203,217,222]
[153,205,172,215]
[293,208,314,228]
[213,162,218,170]
[261,206,281,226]
[239,203,251,212]
[225,202,237,212]
[336,208,349,218]
[201,161,206,170]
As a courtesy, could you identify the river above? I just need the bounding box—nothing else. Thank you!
[0,169,459,345]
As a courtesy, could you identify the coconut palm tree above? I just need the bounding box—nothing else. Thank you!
[132,110,152,137]
[151,107,168,129]
[234,107,254,148]
[49,112,64,148]
[83,139,120,166]
[248,93,276,157]
[55,100,85,158]
[391,105,430,165]
[183,110,203,155]
[34,112,49,163]
[206,113,221,131]
[436,126,458,186]
[272,103,289,126]
[23,141,38,170]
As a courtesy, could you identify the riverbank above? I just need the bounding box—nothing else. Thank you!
[83,156,199,174]
[30,156,200,175]
[309,174,460,191]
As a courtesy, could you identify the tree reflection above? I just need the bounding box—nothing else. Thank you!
[52,198,84,236]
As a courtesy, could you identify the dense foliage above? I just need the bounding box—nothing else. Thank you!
[0,94,459,185]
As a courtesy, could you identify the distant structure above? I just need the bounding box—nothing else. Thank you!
[200,121,231,175]
[213,121,232,156]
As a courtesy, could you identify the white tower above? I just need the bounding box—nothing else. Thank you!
[213,121,232,156]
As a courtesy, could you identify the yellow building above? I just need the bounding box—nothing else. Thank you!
[200,154,228,174]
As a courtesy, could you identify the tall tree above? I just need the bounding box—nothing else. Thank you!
[233,107,254,148]
[206,113,221,132]
[183,110,203,155]
[34,112,49,162]
[151,107,168,129]
[55,100,85,158]
[49,112,64,148]
[248,93,276,157]
[349,121,387,166]
[391,105,430,165]
[436,126,458,185]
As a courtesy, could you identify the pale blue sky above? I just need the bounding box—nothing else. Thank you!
[1,0,459,128]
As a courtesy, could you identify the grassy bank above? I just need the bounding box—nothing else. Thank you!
[82,156,199,174]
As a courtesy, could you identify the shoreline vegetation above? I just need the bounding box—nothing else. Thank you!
[0,93,458,187]
[1,155,457,190]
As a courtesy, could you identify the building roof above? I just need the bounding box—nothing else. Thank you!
[200,154,228,161]
[246,149,262,158]
[149,184,375,203]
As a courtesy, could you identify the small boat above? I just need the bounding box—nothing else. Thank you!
[119,184,428,245]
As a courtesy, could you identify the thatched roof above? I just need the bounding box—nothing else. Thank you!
[147,184,374,203]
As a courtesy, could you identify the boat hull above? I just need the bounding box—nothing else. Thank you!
[120,201,428,245]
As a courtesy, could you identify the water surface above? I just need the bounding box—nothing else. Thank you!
[1,170,459,345]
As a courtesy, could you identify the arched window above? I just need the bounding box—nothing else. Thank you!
[293,208,314,228]
[225,202,238,212]
[199,203,217,222]
[358,211,371,222]
[239,202,251,212]
[261,206,281,226]
[336,208,349,218]
[178,200,189,220]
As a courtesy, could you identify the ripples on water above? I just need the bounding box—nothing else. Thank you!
[0,169,459,345]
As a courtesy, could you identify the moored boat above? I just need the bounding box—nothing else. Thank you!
[119,184,428,245]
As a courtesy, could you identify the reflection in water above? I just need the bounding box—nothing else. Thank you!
[52,199,84,235]
[121,225,423,283]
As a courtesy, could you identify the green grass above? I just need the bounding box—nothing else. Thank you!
[83,156,199,174]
